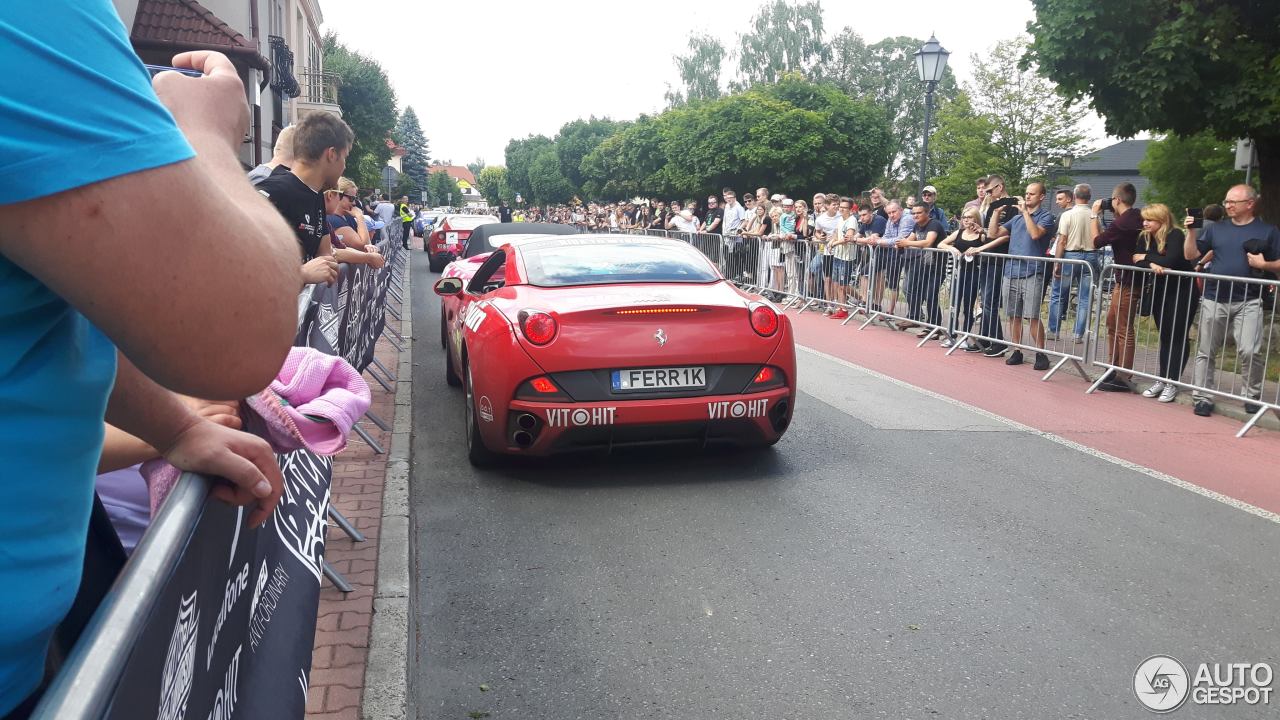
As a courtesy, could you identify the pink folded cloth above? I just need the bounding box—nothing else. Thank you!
[142,347,371,513]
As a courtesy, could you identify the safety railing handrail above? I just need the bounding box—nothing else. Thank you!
[32,473,210,719]
[1090,263,1279,436]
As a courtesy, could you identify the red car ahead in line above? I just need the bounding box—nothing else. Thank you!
[434,233,796,466]
[426,214,498,272]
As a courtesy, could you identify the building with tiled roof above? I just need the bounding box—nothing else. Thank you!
[112,0,339,168]
[1068,139,1152,205]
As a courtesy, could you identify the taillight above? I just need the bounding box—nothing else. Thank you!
[515,375,571,401]
[519,310,558,345]
[748,302,778,337]
[745,365,785,393]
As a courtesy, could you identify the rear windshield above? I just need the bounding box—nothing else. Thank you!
[448,216,496,230]
[522,242,720,287]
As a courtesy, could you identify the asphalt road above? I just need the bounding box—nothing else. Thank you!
[408,250,1279,720]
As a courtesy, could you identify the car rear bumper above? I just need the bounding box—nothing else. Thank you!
[497,387,794,456]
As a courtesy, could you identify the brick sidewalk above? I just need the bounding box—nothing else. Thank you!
[306,266,408,719]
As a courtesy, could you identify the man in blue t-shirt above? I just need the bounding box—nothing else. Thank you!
[990,183,1055,370]
[0,4,302,714]
[1183,184,1280,416]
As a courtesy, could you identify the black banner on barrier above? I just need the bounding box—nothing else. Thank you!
[105,451,332,720]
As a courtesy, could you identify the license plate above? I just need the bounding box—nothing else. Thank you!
[446,232,459,245]
[612,367,706,391]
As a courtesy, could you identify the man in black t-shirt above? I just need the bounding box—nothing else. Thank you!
[701,194,724,234]
[896,204,948,332]
[497,200,513,223]
[255,112,353,286]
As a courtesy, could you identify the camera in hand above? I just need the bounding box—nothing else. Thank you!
[1099,198,1113,213]
[1243,238,1272,278]
[1187,208,1204,229]
[988,196,1019,223]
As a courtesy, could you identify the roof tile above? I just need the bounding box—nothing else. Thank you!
[131,0,256,52]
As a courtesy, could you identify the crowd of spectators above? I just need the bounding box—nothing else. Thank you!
[493,175,1277,418]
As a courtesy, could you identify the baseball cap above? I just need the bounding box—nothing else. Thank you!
[781,197,795,206]
[770,193,783,202]
[922,185,938,194]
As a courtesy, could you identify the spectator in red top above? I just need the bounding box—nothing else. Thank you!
[1090,182,1142,392]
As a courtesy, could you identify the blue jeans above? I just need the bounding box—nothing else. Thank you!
[1048,251,1101,337]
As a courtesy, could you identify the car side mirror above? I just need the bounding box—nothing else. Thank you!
[434,277,464,296]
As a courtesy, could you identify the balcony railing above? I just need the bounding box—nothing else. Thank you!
[268,35,300,99]
[298,70,340,105]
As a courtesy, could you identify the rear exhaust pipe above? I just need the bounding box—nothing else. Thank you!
[516,413,538,430]
[513,431,534,448]
[770,399,791,433]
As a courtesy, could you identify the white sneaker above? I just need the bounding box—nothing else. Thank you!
[1158,385,1179,403]
[1142,381,1167,398]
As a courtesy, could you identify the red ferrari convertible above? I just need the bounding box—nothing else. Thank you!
[435,233,796,466]
[426,214,499,272]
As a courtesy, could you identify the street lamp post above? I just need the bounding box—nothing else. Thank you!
[1034,152,1075,187]
[914,34,950,198]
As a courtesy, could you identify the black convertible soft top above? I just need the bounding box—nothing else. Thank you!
[463,222,579,258]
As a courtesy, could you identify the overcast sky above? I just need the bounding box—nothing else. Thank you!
[319,0,1104,165]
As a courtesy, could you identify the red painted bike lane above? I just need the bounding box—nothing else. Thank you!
[788,309,1280,516]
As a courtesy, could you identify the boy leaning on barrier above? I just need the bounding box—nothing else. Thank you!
[1182,185,1280,417]
[256,112,354,287]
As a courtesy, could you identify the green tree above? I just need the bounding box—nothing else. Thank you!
[1139,132,1251,216]
[818,32,960,187]
[926,92,1005,215]
[394,171,417,200]
[427,168,459,207]
[579,74,890,201]
[394,106,429,193]
[580,115,668,200]
[1024,0,1279,219]
[734,0,828,89]
[528,146,576,204]
[665,34,726,107]
[554,117,625,197]
[503,135,554,203]
[476,166,511,205]
[967,36,1092,190]
[323,32,397,190]
[466,158,486,178]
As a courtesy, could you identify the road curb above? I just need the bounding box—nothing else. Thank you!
[362,262,411,720]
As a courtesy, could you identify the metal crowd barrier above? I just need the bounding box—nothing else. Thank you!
[1090,264,1280,436]
[32,219,412,719]
[666,228,1274,436]
[927,250,1097,381]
